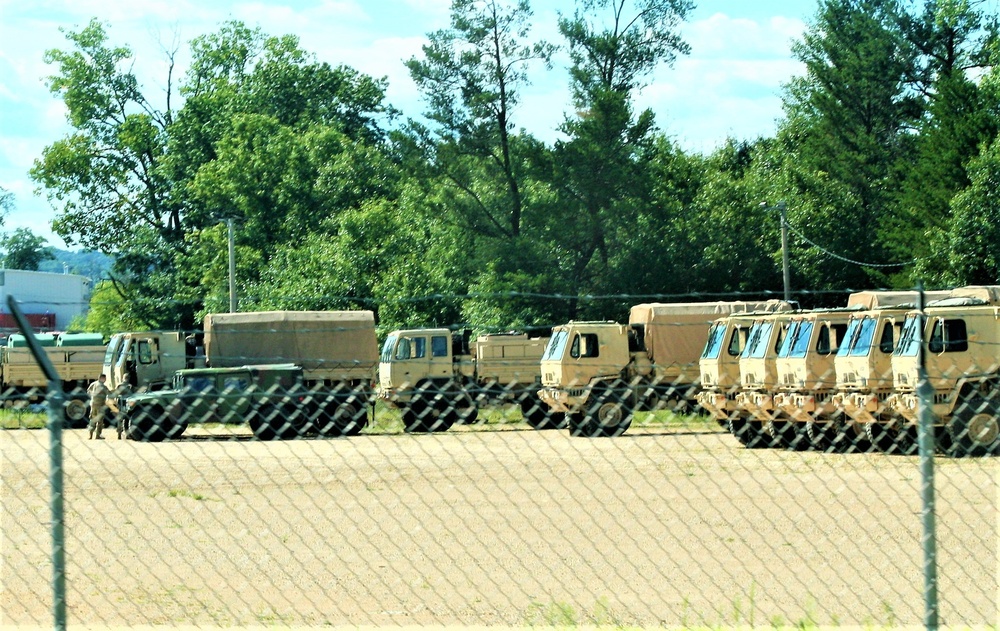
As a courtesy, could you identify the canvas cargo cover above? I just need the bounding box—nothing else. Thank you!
[945,285,1000,305]
[631,301,790,366]
[846,290,951,309]
[205,311,378,370]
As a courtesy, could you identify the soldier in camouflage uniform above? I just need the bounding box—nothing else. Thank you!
[87,374,109,440]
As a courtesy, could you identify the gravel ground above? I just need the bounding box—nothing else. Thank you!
[2,420,997,628]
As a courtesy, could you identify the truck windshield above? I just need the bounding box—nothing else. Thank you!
[104,335,122,366]
[380,335,397,363]
[779,321,813,358]
[542,330,569,361]
[846,317,877,357]
[701,322,726,359]
[895,316,921,357]
[742,322,773,359]
[836,320,860,358]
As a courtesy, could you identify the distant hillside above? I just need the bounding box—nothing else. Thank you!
[37,249,113,280]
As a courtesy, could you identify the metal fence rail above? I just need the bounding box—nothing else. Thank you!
[1,294,998,628]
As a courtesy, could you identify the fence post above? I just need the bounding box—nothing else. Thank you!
[7,296,66,631]
[915,284,938,629]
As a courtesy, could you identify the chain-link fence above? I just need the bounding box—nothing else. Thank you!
[2,292,997,628]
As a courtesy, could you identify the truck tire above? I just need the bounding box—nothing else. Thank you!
[728,418,777,448]
[806,416,844,452]
[127,405,169,442]
[405,387,456,433]
[865,419,917,455]
[320,400,367,436]
[948,394,1000,457]
[519,395,566,430]
[765,420,809,451]
[250,403,300,440]
[64,399,88,427]
[570,383,632,437]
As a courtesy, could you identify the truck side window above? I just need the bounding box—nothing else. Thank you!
[581,333,600,358]
[727,327,743,356]
[413,337,426,359]
[878,323,894,353]
[137,340,154,364]
[816,324,831,355]
[395,338,411,360]
[431,336,448,358]
[570,334,581,358]
[929,319,968,353]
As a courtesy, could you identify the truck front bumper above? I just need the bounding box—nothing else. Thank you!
[537,387,588,414]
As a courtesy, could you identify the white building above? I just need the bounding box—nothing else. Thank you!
[0,269,91,332]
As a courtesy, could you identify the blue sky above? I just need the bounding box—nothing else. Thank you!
[0,1,817,249]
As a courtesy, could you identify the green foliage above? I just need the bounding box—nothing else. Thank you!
[0,228,55,271]
[79,280,145,337]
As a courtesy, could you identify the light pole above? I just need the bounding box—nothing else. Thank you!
[227,218,237,313]
[760,201,791,301]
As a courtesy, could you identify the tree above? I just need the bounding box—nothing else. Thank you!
[0,228,55,271]
[775,0,922,290]
[552,0,693,313]
[889,0,1000,283]
[406,0,555,240]
[928,136,1000,284]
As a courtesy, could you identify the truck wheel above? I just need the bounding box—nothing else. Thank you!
[402,407,427,433]
[728,418,777,449]
[519,395,564,430]
[572,384,632,437]
[64,399,88,427]
[866,419,917,455]
[323,401,367,436]
[806,417,843,452]
[249,403,289,440]
[765,420,809,451]
[407,389,455,433]
[127,405,168,442]
[948,395,1000,457]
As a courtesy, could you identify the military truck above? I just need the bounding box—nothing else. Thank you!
[831,291,951,453]
[107,311,379,438]
[537,301,781,437]
[884,286,1000,457]
[122,364,329,441]
[3,332,106,425]
[378,329,561,433]
[696,301,797,427]
[730,311,798,448]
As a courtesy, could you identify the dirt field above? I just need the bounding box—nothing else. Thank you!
[2,421,997,628]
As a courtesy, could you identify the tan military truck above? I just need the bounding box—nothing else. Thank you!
[378,329,560,432]
[538,301,778,437]
[768,291,942,450]
[885,286,1000,457]
[696,301,796,428]
[105,311,379,437]
[831,291,951,453]
[731,311,798,448]
[4,332,106,425]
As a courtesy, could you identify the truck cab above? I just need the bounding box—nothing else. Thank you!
[537,322,632,414]
[102,331,194,394]
[378,328,476,431]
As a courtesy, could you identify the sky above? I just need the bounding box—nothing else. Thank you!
[0,0,816,250]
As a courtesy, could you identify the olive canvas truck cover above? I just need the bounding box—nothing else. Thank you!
[204,311,379,382]
[631,301,793,383]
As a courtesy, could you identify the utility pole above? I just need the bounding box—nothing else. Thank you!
[227,218,237,313]
[778,201,791,302]
[760,201,792,301]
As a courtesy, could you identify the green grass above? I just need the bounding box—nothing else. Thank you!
[0,408,48,429]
